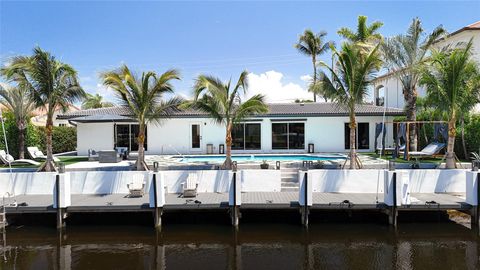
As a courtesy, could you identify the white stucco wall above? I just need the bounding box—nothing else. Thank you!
[76,122,115,155]
[75,115,396,155]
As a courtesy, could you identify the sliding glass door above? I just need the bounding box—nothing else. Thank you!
[232,123,261,150]
[344,123,369,150]
[272,123,305,150]
[115,124,147,152]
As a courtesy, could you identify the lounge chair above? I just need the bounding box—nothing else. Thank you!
[27,147,60,162]
[127,174,145,197]
[182,173,198,198]
[408,142,446,159]
[0,150,40,166]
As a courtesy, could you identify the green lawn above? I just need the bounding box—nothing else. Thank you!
[0,156,88,169]
[361,152,468,164]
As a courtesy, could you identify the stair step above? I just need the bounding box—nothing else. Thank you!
[281,187,299,192]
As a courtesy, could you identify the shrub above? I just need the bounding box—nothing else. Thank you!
[0,112,77,158]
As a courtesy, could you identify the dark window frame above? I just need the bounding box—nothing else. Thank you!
[232,123,261,150]
[344,122,369,150]
[114,124,147,152]
[271,122,305,150]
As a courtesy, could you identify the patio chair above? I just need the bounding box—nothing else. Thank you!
[27,146,60,162]
[182,173,199,198]
[88,149,99,161]
[127,174,145,197]
[408,142,446,159]
[0,150,40,166]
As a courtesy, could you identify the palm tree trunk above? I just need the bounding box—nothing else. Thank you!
[461,116,468,160]
[446,115,457,169]
[38,115,55,172]
[312,57,317,103]
[17,120,26,159]
[405,86,418,151]
[136,123,147,171]
[349,112,357,170]
[223,122,233,170]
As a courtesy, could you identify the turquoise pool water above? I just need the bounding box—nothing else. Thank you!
[174,154,345,163]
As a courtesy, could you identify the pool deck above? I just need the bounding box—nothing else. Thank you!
[4,192,470,214]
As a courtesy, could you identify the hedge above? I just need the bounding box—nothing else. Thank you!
[0,112,77,159]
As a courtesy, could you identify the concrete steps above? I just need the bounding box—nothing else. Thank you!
[281,168,299,192]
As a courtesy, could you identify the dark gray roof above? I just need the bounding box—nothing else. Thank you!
[68,114,136,123]
[58,103,404,120]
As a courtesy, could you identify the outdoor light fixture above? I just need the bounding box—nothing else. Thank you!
[153,162,159,172]
[232,161,238,172]
[276,161,281,170]
[389,160,396,171]
[472,161,479,172]
[58,162,65,173]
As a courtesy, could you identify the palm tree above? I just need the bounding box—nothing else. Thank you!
[382,18,445,151]
[295,30,333,102]
[420,39,480,168]
[1,47,85,171]
[0,82,36,159]
[317,43,382,169]
[337,15,383,44]
[101,65,183,171]
[187,71,268,169]
[82,93,115,109]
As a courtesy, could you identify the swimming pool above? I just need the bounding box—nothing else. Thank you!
[172,154,346,163]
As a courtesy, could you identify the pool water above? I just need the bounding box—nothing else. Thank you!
[173,154,345,163]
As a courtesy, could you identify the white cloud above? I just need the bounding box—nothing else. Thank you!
[300,74,312,83]
[247,71,311,103]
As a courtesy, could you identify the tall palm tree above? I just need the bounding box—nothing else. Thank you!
[382,18,445,151]
[101,65,183,171]
[187,71,268,169]
[1,47,85,171]
[295,30,333,102]
[337,15,383,44]
[82,93,115,109]
[0,82,36,159]
[420,39,480,168]
[317,43,382,169]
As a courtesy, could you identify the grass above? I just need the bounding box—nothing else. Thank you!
[361,152,470,164]
[0,156,88,169]
[361,152,444,164]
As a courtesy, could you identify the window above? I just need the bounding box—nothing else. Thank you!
[232,123,261,150]
[115,124,147,151]
[58,123,67,127]
[344,123,369,150]
[272,123,305,150]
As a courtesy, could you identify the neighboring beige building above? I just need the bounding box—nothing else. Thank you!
[31,104,80,127]
[372,21,480,112]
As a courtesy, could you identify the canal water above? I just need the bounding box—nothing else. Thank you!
[1,218,478,270]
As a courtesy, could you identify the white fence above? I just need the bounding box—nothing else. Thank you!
[0,169,281,196]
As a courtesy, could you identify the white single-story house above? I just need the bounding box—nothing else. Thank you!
[372,21,480,112]
[58,103,404,156]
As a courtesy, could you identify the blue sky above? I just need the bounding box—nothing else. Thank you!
[1,0,479,103]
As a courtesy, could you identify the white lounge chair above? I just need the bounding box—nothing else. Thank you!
[127,174,145,197]
[0,150,40,166]
[182,173,198,198]
[27,147,60,162]
[408,142,446,159]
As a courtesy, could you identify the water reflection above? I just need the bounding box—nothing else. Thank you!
[1,223,478,270]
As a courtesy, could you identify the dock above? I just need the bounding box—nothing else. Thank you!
[1,168,479,231]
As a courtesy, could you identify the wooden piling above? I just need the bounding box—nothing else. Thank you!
[388,172,398,227]
[231,171,240,227]
[55,175,65,229]
[152,173,163,230]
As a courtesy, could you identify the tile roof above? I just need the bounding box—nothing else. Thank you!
[58,103,404,121]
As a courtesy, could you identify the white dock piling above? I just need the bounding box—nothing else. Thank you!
[299,169,312,227]
[229,171,241,227]
[54,172,71,229]
[384,170,401,227]
[149,172,165,230]
[466,170,479,230]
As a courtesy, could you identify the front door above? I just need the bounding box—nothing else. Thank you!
[190,123,202,152]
